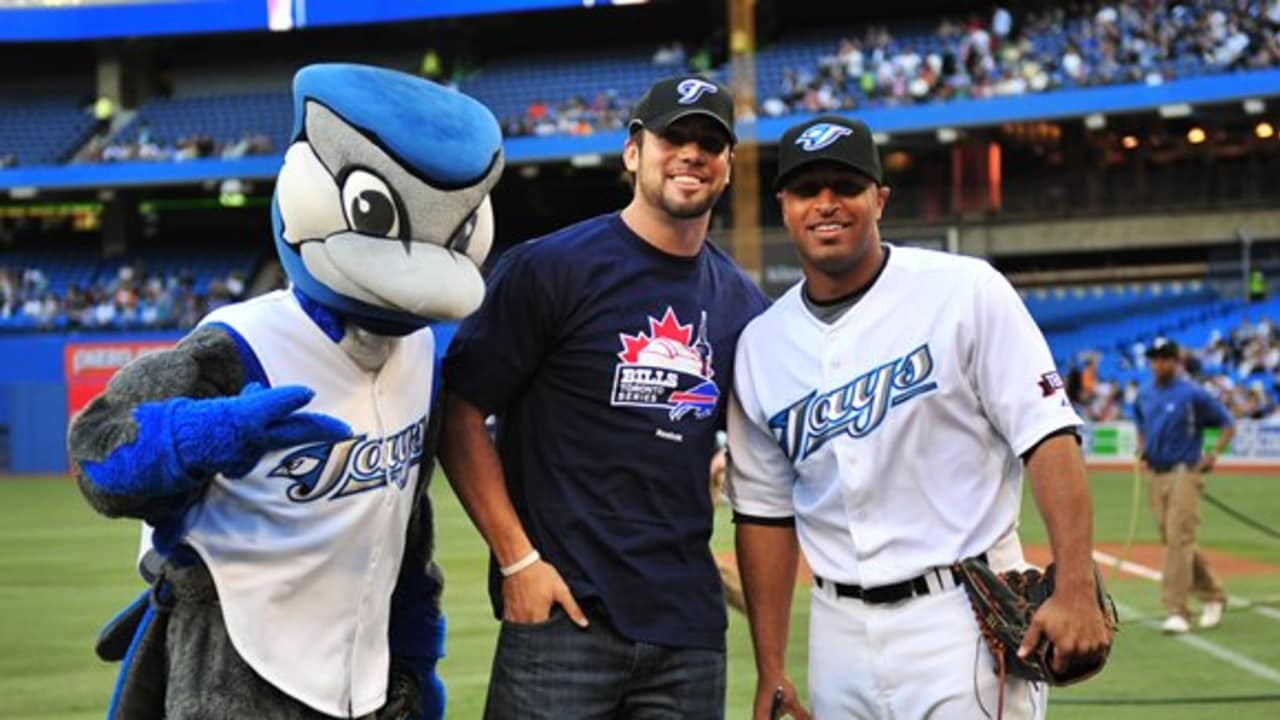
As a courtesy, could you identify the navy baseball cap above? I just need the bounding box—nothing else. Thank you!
[628,76,736,144]
[775,115,883,190]
[1146,339,1180,359]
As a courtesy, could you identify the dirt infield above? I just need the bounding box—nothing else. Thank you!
[1088,461,1280,476]
[716,543,1279,583]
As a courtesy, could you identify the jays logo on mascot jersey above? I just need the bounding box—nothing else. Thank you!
[770,344,938,461]
[611,307,719,421]
[269,416,427,501]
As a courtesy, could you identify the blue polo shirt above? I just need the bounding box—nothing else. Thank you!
[1133,377,1234,468]
[444,212,769,650]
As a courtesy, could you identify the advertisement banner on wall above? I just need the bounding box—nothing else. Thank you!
[1084,419,1280,466]
[64,340,176,417]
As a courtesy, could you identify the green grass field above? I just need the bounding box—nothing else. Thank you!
[1,471,1278,719]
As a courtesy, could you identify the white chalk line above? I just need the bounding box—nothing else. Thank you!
[1093,550,1280,685]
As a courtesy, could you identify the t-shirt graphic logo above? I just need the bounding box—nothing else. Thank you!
[612,307,719,420]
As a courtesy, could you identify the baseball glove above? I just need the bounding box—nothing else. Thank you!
[953,559,1118,687]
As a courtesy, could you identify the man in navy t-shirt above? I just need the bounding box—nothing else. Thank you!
[1134,339,1235,635]
[440,76,770,719]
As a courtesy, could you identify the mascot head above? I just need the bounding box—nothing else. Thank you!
[274,63,503,334]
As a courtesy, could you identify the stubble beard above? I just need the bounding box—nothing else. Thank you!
[641,171,722,220]
[661,189,721,219]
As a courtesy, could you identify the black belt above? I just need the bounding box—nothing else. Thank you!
[816,553,986,605]
[1149,462,1186,473]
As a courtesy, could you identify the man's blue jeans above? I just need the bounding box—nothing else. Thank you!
[482,607,726,719]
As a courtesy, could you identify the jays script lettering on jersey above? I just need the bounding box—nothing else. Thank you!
[612,307,719,421]
[769,344,938,462]
[271,416,427,501]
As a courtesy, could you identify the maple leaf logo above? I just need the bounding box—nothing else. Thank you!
[617,307,694,363]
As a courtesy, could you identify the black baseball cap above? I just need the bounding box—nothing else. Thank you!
[628,76,736,144]
[1146,339,1180,359]
[775,115,883,190]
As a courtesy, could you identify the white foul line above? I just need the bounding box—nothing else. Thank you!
[1110,599,1280,685]
[1094,550,1280,685]
[1093,550,1280,623]
[1093,550,1161,582]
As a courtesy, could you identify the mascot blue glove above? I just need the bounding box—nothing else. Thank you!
[69,63,503,720]
[82,384,351,496]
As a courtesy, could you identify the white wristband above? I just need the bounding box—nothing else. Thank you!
[500,549,541,578]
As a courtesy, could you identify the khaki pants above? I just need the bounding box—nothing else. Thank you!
[1147,465,1227,618]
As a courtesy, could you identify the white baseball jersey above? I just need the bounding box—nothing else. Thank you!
[181,290,434,717]
[728,246,1081,587]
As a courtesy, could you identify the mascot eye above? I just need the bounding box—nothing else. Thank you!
[446,211,479,255]
[340,170,401,238]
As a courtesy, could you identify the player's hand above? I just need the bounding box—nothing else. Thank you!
[753,676,810,720]
[1198,452,1218,473]
[501,560,589,628]
[1019,581,1114,675]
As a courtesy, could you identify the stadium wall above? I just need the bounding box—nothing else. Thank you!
[1084,419,1280,472]
[0,332,181,473]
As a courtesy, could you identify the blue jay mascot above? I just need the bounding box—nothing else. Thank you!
[68,63,503,720]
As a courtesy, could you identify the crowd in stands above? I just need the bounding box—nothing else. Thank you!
[500,39,716,138]
[0,263,247,331]
[499,0,1280,137]
[1067,314,1280,422]
[761,1,1280,117]
[502,91,634,139]
[7,3,1276,155]
[85,123,274,164]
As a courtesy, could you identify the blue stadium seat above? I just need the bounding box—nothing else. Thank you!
[0,99,97,167]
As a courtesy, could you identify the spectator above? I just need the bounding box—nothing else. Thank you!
[420,48,443,80]
[92,95,115,135]
[652,41,686,67]
[992,4,1013,41]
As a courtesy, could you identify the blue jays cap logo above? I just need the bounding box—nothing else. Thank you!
[677,78,718,105]
[796,123,853,151]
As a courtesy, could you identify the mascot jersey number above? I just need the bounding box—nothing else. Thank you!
[68,64,503,720]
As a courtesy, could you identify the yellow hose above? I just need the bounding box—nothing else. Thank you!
[1109,456,1144,582]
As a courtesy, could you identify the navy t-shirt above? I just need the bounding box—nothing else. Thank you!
[1134,377,1233,467]
[444,212,770,650]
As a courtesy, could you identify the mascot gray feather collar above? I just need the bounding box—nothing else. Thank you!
[273,63,503,335]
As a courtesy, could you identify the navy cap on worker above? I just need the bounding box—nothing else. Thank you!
[1146,338,1180,359]
[628,76,736,144]
[775,115,883,190]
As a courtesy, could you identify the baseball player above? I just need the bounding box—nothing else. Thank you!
[439,76,769,718]
[727,115,1114,719]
